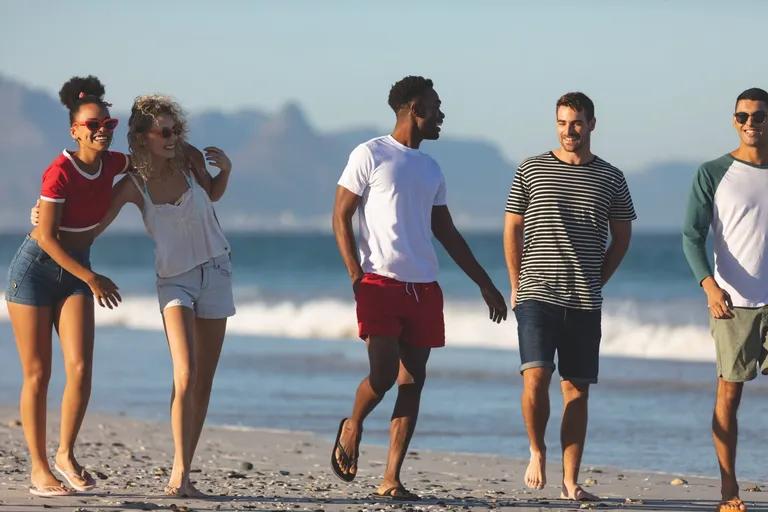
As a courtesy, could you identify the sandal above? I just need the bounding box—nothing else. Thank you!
[716,497,747,512]
[330,418,358,482]
[53,464,96,492]
[373,485,421,501]
[29,483,74,497]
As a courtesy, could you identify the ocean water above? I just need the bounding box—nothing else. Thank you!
[0,232,766,481]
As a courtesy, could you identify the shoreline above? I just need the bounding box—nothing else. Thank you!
[1,408,766,511]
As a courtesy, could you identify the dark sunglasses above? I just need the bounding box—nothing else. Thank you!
[149,126,183,139]
[734,111,766,125]
[73,117,119,132]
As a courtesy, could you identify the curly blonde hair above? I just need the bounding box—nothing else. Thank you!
[127,95,189,180]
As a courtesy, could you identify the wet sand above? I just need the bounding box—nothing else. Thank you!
[0,407,765,511]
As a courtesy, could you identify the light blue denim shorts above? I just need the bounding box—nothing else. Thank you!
[156,253,235,319]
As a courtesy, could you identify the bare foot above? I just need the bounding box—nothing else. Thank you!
[561,483,599,501]
[165,477,208,498]
[524,450,546,489]
[334,419,361,478]
[717,497,747,511]
[164,484,183,497]
[165,471,185,495]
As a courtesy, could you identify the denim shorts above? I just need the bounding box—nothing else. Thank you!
[156,253,235,319]
[514,299,602,384]
[5,235,92,307]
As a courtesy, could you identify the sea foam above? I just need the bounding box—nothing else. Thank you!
[0,294,714,362]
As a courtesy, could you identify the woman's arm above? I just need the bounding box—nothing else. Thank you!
[185,143,232,202]
[35,201,122,308]
[31,175,142,238]
[92,175,142,237]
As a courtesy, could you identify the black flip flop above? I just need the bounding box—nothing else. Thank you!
[330,418,357,482]
[372,485,421,501]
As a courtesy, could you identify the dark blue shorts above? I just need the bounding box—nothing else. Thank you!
[514,299,602,384]
[5,235,92,307]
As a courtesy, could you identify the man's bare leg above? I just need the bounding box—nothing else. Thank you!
[521,367,551,489]
[560,379,597,501]
[713,379,746,511]
[335,336,400,478]
[377,342,430,495]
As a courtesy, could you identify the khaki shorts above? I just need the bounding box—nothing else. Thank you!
[710,306,768,382]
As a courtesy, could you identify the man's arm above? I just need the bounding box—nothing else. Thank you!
[682,166,733,319]
[432,205,507,323]
[503,212,524,307]
[332,186,364,289]
[601,220,632,285]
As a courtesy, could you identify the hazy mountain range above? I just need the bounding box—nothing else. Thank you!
[0,75,695,232]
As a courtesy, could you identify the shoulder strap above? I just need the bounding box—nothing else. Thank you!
[182,167,194,187]
[127,172,151,204]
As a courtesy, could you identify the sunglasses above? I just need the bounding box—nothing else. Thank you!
[734,111,766,125]
[73,117,119,132]
[149,126,183,139]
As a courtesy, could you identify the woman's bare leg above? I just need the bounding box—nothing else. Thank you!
[189,317,227,459]
[53,294,95,488]
[8,302,66,491]
[161,306,197,494]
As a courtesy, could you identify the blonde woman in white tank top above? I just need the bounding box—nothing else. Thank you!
[89,96,234,497]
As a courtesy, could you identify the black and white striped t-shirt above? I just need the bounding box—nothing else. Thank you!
[506,152,636,310]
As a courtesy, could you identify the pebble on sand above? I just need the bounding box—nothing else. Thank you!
[670,478,688,486]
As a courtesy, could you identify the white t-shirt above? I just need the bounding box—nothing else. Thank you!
[337,135,447,283]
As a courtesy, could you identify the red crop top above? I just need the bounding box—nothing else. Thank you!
[40,150,129,232]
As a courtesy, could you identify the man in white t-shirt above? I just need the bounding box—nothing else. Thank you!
[683,87,768,512]
[331,76,507,500]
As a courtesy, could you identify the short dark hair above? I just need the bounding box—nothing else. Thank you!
[388,76,434,112]
[735,87,768,110]
[556,92,594,120]
[58,75,110,123]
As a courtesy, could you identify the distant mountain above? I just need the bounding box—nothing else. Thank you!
[0,74,695,232]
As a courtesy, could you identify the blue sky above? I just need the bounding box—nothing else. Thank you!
[1,0,765,170]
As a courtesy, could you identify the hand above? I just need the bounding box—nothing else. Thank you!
[703,278,733,319]
[86,273,122,309]
[204,146,231,174]
[351,272,364,295]
[30,199,40,226]
[481,285,508,323]
[510,288,518,311]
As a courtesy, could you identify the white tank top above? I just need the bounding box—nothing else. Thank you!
[128,170,229,278]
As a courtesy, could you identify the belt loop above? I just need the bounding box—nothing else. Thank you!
[405,282,420,303]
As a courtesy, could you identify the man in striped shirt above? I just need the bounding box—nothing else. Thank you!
[503,92,635,501]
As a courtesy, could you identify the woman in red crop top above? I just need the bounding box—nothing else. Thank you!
[4,76,124,497]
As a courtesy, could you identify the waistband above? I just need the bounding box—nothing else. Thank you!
[21,234,91,263]
[362,273,437,286]
[157,251,230,278]
[201,252,230,267]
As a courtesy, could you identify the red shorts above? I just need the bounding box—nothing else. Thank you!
[355,273,445,348]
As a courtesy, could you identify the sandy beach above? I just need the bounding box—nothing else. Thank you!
[0,407,765,512]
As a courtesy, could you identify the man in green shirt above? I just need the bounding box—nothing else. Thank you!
[682,87,768,512]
